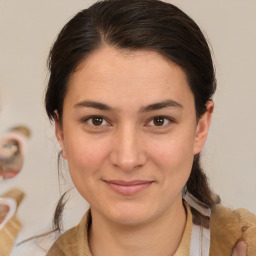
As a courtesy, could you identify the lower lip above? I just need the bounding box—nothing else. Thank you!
[105,181,153,195]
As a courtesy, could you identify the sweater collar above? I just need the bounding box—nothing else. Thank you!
[75,202,193,256]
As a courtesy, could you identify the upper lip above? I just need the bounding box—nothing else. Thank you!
[103,180,154,186]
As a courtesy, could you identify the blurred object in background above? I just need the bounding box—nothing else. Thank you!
[0,126,31,182]
[0,126,29,255]
[0,189,25,256]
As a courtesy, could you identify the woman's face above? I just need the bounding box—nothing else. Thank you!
[56,46,212,225]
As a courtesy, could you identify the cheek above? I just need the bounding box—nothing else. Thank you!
[147,133,195,169]
[64,135,110,179]
[146,130,195,190]
[64,135,112,204]
[141,137,194,209]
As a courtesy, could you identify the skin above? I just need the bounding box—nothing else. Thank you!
[232,241,247,256]
[55,46,214,255]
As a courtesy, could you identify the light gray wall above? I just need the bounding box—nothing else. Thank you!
[0,0,255,242]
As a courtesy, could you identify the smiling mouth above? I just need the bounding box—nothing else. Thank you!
[103,180,154,195]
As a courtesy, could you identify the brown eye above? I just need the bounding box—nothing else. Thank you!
[82,116,110,130]
[153,117,165,126]
[91,117,104,126]
[83,116,110,128]
[147,116,172,128]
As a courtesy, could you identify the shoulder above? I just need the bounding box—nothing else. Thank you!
[46,226,80,255]
[210,204,256,256]
[46,211,91,256]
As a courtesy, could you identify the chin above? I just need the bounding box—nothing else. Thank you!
[104,201,158,226]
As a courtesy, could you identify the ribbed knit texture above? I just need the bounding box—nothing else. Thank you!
[47,203,256,256]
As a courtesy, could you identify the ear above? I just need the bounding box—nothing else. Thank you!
[54,111,67,159]
[193,101,214,155]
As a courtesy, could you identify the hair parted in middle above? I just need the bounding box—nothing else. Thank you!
[45,0,219,232]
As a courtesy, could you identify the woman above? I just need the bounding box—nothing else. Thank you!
[43,0,255,255]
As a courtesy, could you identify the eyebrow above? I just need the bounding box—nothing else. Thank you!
[74,99,183,112]
[74,101,112,111]
[140,99,183,112]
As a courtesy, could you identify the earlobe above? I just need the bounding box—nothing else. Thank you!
[193,101,214,155]
[54,111,67,159]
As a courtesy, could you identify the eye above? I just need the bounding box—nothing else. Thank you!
[147,116,172,127]
[83,116,110,127]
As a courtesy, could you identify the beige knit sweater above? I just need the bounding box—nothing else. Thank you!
[46,203,256,256]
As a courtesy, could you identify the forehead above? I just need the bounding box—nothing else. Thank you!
[66,46,193,108]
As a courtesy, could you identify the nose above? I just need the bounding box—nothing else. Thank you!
[109,124,147,172]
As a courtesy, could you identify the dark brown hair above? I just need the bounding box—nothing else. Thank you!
[45,0,219,232]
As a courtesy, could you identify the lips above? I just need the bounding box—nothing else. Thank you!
[103,180,154,195]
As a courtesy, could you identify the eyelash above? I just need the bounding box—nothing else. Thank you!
[147,116,173,128]
[81,115,174,129]
[82,116,111,128]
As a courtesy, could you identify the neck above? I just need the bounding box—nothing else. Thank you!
[89,199,187,256]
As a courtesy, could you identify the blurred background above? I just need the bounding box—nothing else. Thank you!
[0,0,255,244]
